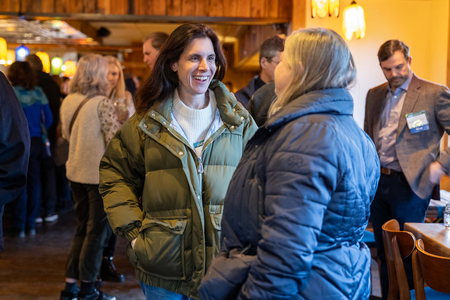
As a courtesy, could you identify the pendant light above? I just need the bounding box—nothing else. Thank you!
[342,1,366,41]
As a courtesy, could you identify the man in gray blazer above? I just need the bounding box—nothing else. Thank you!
[364,39,450,299]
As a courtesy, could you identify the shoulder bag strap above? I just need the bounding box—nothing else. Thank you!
[69,94,98,135]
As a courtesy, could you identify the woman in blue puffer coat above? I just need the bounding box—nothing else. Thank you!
[199,27,380,300]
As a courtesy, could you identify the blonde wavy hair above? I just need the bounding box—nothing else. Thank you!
[104,55,127,99]
[69,54,109,96]
[269,27,356,116]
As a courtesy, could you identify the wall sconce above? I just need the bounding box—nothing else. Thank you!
[311,0,340,18]
[7,50,15,65]
[15,44,30,61]
[343,1,366,40]
[36,51,51,73]
[0,38,7,65]
[62,60,77,78]
[51,57,63,75]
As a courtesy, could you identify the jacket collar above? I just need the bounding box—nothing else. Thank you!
[140,79,248,135]
[265,88,354,131]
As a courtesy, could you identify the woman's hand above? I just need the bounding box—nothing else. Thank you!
[131,238,137,250]
[116,108,129,124]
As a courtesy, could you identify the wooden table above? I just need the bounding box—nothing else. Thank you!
[404,222,450,257]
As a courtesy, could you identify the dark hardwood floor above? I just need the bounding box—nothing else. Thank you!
[0,208,145,300]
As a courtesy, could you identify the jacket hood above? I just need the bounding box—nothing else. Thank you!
[266,88,354,131]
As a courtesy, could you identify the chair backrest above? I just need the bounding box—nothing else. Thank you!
[412,239,450,299]
[382,219,416,300]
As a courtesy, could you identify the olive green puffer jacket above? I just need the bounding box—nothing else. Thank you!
[99,80,257,299]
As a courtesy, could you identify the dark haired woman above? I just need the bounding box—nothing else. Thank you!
[7,61,53,237]
[99,23,257,300]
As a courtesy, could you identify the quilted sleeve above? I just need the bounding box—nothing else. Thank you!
[237,122,343,300]
[99,115,146,242]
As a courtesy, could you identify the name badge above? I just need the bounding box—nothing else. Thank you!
[194,140,204,148]
[405,110,429,134]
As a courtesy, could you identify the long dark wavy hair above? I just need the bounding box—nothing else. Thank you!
[7,61,38,90]
[134,23,227,116]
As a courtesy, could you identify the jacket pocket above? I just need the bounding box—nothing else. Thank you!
[134,218,187,281]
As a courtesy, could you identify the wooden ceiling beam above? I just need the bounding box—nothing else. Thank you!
[0,12,290,25]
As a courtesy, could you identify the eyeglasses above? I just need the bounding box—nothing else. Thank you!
[267,58,281,66]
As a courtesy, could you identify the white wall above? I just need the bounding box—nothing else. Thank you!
[303,0,449,127]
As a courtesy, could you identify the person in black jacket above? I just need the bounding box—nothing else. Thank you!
[234,36,284,108]
[26,54,61,222]
[0,71,30,251]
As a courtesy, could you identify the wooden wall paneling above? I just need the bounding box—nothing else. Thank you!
[127,0,134,14]
[223,0,237,18]
[251,0,266,18]
[235,0,251,18]
[268,0,279,19]
[140,0,154,16]
[281,0,294,21]
[7,0,20,12]
[181,0,195,16]
[19,0,33,13]
[209,0,224,17]
[31,0,42,13]
[3,0,10,12]
[153,0,167,16]
[110,0,128,14]
[69,0,83,14]
[97,0,111,14]
[41,0,55,13]
[167,0,182,16]
[194,0,209,17]
[83,0,97,13]
[222,43,259,92]
[54,0,66,13]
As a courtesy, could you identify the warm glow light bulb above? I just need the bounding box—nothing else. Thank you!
[343,1,366,41]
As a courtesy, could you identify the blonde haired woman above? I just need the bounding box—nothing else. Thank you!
[200,27,380,300]
[59,54,119,300]
[104,56,135,123]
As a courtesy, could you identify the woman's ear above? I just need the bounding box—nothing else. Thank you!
[298,62,304,77]
[170,62,178,72]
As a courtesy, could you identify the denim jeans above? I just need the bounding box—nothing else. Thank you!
[140,283,194,300]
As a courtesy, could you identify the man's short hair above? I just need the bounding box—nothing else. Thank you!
[25,54,44,72]
[259,35,285,63]
[143,32,169,51]
[377,40,410,63]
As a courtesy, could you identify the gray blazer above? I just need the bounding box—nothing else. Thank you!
[364,74,450,199]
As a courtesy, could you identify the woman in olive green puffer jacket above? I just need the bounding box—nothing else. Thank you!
[99,23,257,300]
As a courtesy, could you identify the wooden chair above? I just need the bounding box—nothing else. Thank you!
[382,219,416,300]
[411,239,450,299]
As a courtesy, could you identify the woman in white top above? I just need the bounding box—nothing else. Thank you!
[59,54,119,300]
[105,56,135,124]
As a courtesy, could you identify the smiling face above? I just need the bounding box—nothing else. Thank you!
[107,63,120,90]
[171,37,217,105]
[380,50,412,92]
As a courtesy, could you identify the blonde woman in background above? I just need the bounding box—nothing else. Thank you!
[97,56,135,286]
[105,56,135,123]
[59,54,119,300]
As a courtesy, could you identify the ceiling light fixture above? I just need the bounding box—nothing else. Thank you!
[342,1,366,40]
[311,0,340,18]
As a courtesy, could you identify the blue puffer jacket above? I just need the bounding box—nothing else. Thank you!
[199,88,380,300]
